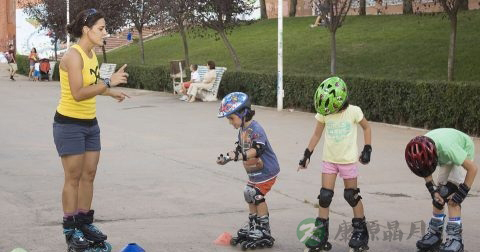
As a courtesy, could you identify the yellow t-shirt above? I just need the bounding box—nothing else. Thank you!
[56,44,99,119]
[315,105,364,164]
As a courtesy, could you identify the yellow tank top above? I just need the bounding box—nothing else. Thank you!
[56,44,99,119]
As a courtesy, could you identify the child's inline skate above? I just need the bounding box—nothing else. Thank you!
[349,217,369,252]
[417,217,444,252]
[303,218,332,252]
[231,214,257,246]
[240,215,275,250]
[439,222,463,252]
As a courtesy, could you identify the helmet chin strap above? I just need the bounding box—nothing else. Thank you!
[235,108,249,128]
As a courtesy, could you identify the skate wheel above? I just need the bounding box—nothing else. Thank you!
[266,241,274,248]
[100,242,112,252]
[349,245,368,252]
[241,241,249,251]
[325,242,332,251]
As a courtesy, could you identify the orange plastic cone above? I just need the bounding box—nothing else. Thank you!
[213,232,232,246]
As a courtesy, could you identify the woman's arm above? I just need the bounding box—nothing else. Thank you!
[202,70,216,86]
[63,49,107,102]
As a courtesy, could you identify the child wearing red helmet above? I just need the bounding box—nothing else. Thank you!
[405,128,477,252]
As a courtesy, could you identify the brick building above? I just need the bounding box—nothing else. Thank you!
[265,0,480,18]
[0,0,16,52]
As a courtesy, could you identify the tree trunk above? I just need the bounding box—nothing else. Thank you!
[179,19,189,67]
[330,30,337,75]
[447,15,457,81]
[459,0,468,10]
[138,29,145,64]
[403,0,413,14]
[289,0,297,17]
[218,30,241,70]
[260,0,268,19]
[102,40,107,63]
[359,0,366,15]
[54,37,58,61]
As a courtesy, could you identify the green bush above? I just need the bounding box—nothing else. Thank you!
[218,71,480,135]
[55,61,477,135]
[52,61,59,81]
[15,55,30,76]
[123,64,171,92]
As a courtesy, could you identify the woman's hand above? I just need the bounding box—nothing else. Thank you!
[109,89,130,102]
[110,64,129,87]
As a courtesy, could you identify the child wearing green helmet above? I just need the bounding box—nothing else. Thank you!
[298,77,372,252]
[216,92,280,250]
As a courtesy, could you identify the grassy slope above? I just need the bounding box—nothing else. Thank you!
[107,10,480,81]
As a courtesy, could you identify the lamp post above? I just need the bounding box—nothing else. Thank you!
[66,0,70,49]
[277,0,284,111]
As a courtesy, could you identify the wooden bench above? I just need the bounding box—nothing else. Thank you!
[194,65,227,102]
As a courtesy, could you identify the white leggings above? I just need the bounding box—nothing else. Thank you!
[187,83,212,97]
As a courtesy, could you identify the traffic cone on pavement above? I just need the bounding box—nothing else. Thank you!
[214,232,232,246]
[120,243,146,252]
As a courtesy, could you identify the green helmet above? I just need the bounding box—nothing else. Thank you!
[314,77,348,116]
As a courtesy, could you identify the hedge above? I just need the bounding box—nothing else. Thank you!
[13,57,480,135]
[122,64,171,92]
[218,71,480,136]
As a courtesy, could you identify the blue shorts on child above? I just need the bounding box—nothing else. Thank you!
[34,70,40,77]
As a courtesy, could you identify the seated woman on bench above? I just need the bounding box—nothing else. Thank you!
[187,60,216,103]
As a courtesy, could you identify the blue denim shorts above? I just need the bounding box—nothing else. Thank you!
[53,122,101,156]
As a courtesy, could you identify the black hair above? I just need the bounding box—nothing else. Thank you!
[244,108,255,122]
[207,60,215,69]
[339,100,349,111]
[66,9,105,38]
[191,64,198,71]
[32,47,37,53]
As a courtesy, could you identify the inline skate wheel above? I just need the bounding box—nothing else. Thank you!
[241,241,249,251]
[349,245,369,252]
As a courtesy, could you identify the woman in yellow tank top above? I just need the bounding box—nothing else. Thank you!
[53,9,129,252]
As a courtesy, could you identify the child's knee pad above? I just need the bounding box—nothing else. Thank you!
[344,188,362,207]
[244,185,265,205]
[318,188,334,208]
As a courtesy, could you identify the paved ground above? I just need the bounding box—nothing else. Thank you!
[1,64,479,252]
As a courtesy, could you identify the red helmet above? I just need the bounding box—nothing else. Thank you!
[405,136,438,177]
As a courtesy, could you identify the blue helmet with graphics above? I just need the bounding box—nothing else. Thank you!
[217,92,251,118]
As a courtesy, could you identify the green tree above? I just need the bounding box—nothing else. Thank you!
[163,0,197,66]
[359,0,366,15]
[289,0,298,17]
[23,0,129,60]
[312,0,353,74]
[124,0,165,64]
[260,0,268,19]
[437,0,466,80]
[194,0,255,70]
[403,0,413,14]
